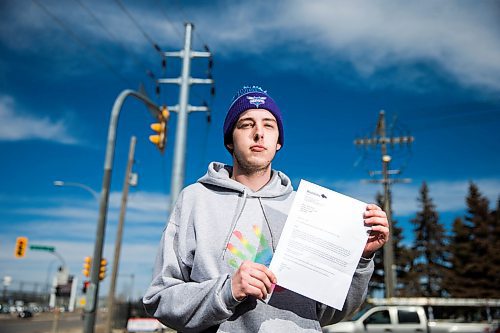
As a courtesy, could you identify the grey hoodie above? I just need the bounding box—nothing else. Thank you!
[143,162,374,333]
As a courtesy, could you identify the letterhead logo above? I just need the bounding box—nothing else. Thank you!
[247,96,267,108]
[307,190,327,199]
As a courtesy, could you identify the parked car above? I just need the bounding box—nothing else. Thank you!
[17,310,33,319]
[322,305,497,333]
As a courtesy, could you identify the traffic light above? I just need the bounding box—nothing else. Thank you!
[83,256,91,277]
[149,106,170,152]
[14,237,28,258]
[161,106,170,124]
[82,280,90,293]
[99,259,107,280]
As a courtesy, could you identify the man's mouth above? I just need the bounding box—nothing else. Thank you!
[250,145,266,152]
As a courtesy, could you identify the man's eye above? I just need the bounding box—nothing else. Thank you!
[239,122,253,128]
[265,123,275,128]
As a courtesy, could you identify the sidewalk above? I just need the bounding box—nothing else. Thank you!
[53,324,177,333]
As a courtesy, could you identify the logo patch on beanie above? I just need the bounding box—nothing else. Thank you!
[247,96,267,108]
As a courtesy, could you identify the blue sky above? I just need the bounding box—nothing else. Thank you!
[1,1,499,301]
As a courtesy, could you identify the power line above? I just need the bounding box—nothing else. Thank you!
[173,0,209,50]
[113,0,162,54]
[155,0,184,40]
[32,0,133,86]
[156,0,215,107]
[73,0,155,78]
[155,0,214,112]
[409,109,500,132]
[399,104,499,125]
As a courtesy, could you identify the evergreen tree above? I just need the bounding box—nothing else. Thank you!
[445,217,472,296]
[410,182,448,296]
[466,182,496,297]
[446,183,498,297]
[490,197,500,297]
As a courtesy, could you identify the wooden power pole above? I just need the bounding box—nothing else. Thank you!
[354,110,414,298]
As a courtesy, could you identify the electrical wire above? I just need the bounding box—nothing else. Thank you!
[410,109,500,132]
[155,0,184,40]
[113,0,163,54]
[394,103,500,130]
[173,0,210,51]
[32,0,134,86]
[73,0,156,78]
[154,0,215,107]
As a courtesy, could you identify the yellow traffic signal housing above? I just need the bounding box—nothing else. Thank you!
[83,256,92,277]
[161,106,170,121]
[149,106,170,153]
[14,237,28,258]
[149,122,166,152]
[99,258,107,280]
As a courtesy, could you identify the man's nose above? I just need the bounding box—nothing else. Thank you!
[253,124,264,141]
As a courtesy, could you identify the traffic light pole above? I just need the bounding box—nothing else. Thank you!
[83,90,160,333]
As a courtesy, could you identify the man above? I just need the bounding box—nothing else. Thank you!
[143,86,389,332]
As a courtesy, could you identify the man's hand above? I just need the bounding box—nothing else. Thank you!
[231,260,276,301]
[362,204,390,258]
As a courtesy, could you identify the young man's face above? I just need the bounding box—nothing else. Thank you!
[227,109,281,173]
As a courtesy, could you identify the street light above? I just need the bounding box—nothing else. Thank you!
[53,181,99,200]
[52,180,97,311]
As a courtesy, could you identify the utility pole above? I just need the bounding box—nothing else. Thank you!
[158,22,214,205]
[105,136,137,333]
[354,110,414,298]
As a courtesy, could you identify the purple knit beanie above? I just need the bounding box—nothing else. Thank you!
[223,86,284,151]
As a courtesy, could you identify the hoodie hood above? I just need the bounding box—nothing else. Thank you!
[198,161,293,198]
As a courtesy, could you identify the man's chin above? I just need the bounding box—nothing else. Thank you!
[235,158,272,174]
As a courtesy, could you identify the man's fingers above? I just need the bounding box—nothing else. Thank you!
[248,268,274,294]
[235,261,277,299]
[366,203,382,211]
[364,208,387,219]
[364,216,389,227]
[240,277,267,299]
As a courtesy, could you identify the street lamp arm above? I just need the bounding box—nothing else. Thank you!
[53,181,99,200]
[52,250,66,268]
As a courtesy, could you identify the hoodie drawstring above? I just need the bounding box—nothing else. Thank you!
[221,189,248,259]
[258,198,276,252]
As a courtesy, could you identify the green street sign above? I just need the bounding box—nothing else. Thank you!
[30,245,55,252]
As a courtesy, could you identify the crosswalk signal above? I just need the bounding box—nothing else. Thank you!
[14,237,28,258]
[149,106,170,153]
[83,256,91,277]
[99,259,107,281]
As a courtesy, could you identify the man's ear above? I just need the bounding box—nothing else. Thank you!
[276,143,282,151]
[226,143,234,151]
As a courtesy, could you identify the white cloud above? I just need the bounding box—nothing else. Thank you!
[0,95,78,144]
[5,190,169,230]
[0,189,169,296]
[190,1,500,92]
[109,191,170,212]
[3,1,499,91]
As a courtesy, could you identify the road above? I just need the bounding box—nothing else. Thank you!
[0,311,105,333]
